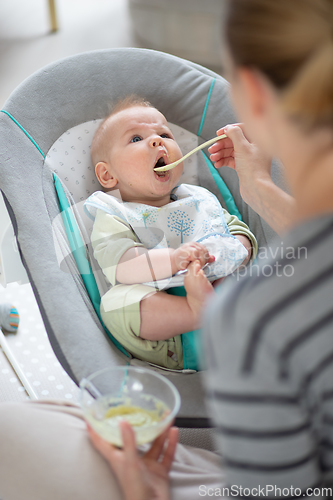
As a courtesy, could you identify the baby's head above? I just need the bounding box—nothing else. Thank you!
[91,95,184,207]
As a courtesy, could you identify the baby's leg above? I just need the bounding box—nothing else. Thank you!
[183,260,214,319]
[140,261,214,341]
[212,277,225,288]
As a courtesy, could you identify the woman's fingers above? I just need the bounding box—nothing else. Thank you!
[161,427,179,472]
[209,140,234,154]
[145,426,171,461]
[216,123,245,136]
[119,421,139,464]
[209,123,248,155]
[224,124,249,149]
[87,421,138,467]
[209,147,234,160]
[209,123,245,153]
[209,136,235,168]
[144,426,179,472]
[209,124,250,170]
[214,157,236,170]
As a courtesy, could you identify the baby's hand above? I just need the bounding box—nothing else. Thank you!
[172,242,214,273]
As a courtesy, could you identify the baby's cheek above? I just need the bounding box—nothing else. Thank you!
[128,167,144,181]
[175,163,184,179]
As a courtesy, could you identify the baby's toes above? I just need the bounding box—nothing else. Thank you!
[188,260,202,276]
[185,261,213,293]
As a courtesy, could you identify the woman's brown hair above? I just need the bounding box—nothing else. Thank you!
[225,0,333,129]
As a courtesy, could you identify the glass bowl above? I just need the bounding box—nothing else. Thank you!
[79,366,181,447]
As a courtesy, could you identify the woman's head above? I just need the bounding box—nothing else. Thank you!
[224,0,333,132]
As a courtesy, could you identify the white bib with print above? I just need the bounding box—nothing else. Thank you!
[84,184,247,288]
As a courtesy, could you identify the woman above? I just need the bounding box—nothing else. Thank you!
[203,0,333,492]
[1,0,333,498]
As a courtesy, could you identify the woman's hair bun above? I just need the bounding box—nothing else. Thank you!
[225,0,333,129]
[282,40,333,130]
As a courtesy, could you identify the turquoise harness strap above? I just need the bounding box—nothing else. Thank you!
[1,110,45,159]
[53,173,130,357]
[201,151,243,220]
[196,78,243,221]
[198,78,216,136]
[178,78,243,371]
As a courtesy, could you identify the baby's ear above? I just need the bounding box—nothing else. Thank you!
[95,162,118,189]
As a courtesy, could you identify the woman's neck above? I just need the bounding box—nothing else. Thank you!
[294,156,333,222]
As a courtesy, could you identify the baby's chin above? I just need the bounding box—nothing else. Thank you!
[106,175,180,205]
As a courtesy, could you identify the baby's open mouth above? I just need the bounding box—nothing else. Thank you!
[154,157,167,177]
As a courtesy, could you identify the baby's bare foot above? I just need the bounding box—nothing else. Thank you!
[184,260,214,322]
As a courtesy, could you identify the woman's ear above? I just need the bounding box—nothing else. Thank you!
[238,67,273,118]
[95,162,118,189]
[235,67,278,155]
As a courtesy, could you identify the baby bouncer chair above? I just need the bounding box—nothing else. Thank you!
[0,48,283,445]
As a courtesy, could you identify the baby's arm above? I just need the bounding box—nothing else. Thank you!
[234,234,252,266]
[116,242,214,284]
[91,210,214,285]
[212,233,253,289]
[224,209,258,264]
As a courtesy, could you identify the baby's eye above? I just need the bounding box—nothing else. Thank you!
[160,133,170,139]
[131,136,142,143]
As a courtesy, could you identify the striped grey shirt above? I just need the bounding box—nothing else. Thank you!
[203,214,333,496]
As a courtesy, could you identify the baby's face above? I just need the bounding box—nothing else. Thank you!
[97,106,184,206]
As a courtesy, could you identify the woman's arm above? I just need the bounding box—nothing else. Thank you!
[244,176,296,236]
[209,124,295,236]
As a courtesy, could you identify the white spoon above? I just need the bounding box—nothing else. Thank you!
[154,134,227,172]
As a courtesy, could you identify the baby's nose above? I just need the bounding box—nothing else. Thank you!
[150,136,163,147]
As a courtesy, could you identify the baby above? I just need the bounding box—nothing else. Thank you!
[84,96,257,370]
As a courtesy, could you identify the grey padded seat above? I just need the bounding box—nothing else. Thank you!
[0,48,284,428]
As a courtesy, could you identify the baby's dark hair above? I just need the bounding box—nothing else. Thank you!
[109,94,153,117]
[91,95,154,166]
